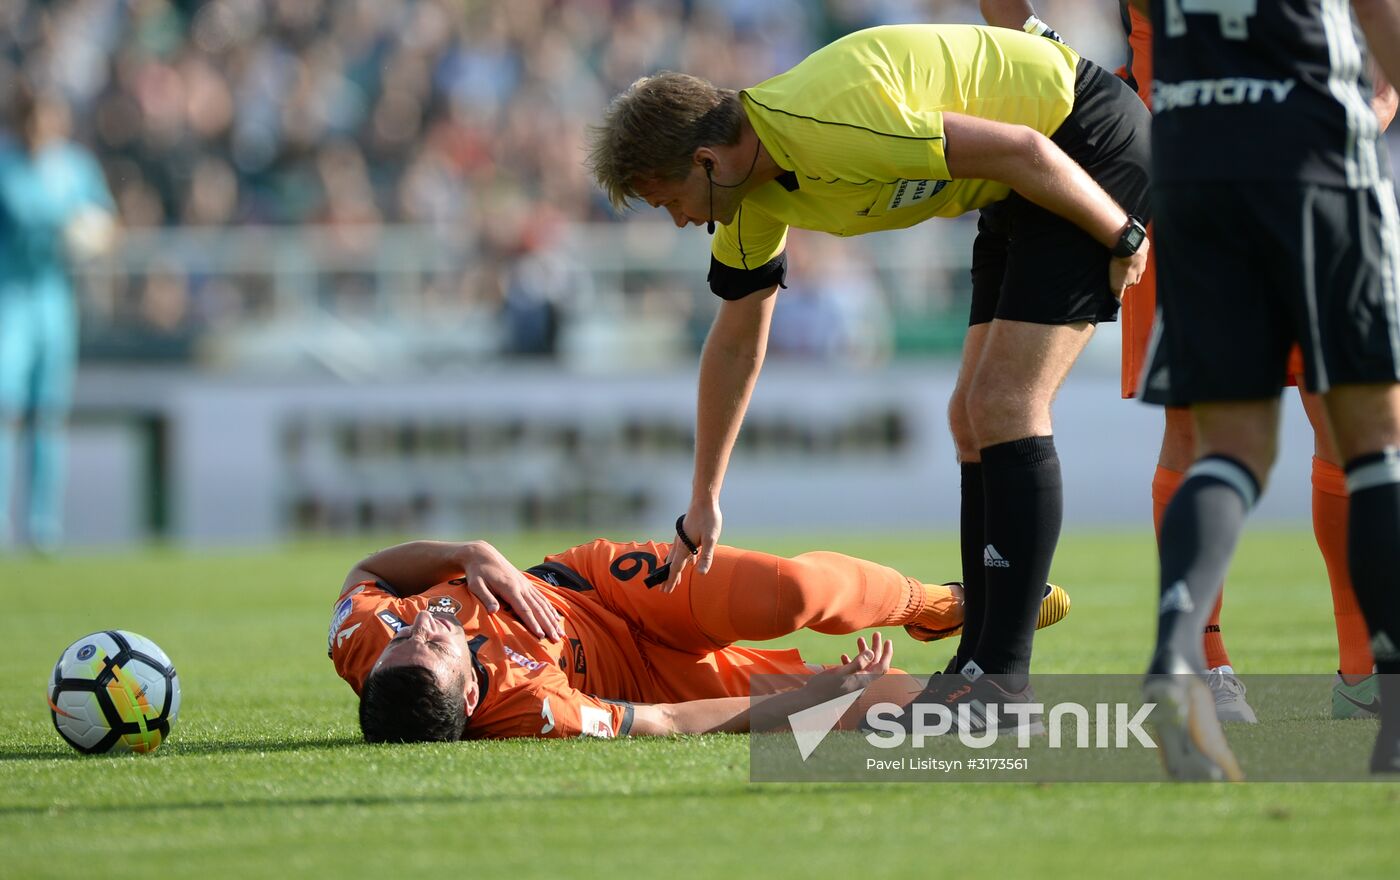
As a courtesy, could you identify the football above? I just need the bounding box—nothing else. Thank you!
[47,631,181,755]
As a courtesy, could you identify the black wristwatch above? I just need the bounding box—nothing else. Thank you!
[1112,215,1148,258]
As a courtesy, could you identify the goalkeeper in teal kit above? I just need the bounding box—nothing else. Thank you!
[0,83,115,550]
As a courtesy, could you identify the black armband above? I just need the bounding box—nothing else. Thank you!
[599,699,635,736]
[707,253,788,301]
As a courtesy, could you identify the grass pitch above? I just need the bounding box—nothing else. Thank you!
[3,530,1397,878]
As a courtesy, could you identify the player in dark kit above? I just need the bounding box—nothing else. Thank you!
[1133,0,1400,779]
[985,2,1396,725]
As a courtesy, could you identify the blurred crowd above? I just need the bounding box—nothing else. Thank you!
[1,0,1133,364]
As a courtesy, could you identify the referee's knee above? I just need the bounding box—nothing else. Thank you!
[947,391,979,460]
[965,389,1052,448]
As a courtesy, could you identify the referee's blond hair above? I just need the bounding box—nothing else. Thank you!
[587,72,744,212]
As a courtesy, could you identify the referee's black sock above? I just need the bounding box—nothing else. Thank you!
[969,436,1062,690]
[951,461,986,670]
[1151,455,1257,674]
[1344,451,1400,730]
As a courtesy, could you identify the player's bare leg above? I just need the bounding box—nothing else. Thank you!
[1320,383,1400,772]
[948,323,991,463]
[953,318,1091,687]
[1157,407,1197,472]
[965,320,1092,447]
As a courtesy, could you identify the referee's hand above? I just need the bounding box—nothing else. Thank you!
[661,502,722,593]
[1110,238,1150,299]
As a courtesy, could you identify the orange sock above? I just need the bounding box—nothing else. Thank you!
[1201,602,1229,669]
[1313,457,1374,677]
[910,582,964,635]
[1154,465,1232,668]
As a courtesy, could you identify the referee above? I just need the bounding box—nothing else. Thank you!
[589,23,1150,723]
[1137,0,1400,778]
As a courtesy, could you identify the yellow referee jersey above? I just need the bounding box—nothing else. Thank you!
[713,24,1080,272]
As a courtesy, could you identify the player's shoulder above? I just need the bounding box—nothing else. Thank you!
[327,580,394,657]
[335,577,398,604]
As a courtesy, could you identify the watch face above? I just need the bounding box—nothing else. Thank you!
[1115,219,1147,257]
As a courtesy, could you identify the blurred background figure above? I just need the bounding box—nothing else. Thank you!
[0,79,116,552]
[770,235,892,365]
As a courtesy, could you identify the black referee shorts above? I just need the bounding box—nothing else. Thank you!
[1141,179,1400,405]
[969,59,1152,327]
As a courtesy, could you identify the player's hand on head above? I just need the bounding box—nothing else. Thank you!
[662,501,722,593]
[459,543,563,642]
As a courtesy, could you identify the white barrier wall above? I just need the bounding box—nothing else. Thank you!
[68,348,1318,546]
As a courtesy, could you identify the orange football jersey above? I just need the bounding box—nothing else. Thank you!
[329,572,643,739]
[329,538,928,739]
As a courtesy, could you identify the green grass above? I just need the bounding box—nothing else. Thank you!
[2,530,1396,878]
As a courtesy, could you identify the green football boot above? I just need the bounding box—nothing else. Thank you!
[1331,673,1380,720]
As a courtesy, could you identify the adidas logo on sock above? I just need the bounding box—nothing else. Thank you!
[983,545,1011,568]
[1159,580,1195,614]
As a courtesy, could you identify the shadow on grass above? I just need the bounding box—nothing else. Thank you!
[0,792,467,816]
[0,735,364,762]
[0,780,901,817]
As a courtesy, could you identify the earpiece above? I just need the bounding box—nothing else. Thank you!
[700,142,760,235]
[704,159,716,233]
